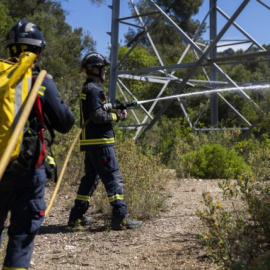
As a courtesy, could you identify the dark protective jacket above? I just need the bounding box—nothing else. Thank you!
[14,69,75,170]
[32,69,75,134]
[80,78,118,150]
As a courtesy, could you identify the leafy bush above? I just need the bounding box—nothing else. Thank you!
[180,144,252,179]
[196,176,270,269]
[234,135,270,180]
[143,118,253,179]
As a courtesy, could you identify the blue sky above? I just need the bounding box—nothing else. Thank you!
[61,0,130,56]
[61,0,270,56]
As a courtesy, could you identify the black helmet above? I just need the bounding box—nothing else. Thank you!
[6,19,46,50]
[82,52,110,70]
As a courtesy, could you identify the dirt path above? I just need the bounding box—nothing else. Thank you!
[27,177,221,270]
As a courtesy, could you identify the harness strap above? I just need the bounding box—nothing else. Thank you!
[35,93,46,168]
[29,72,46,170]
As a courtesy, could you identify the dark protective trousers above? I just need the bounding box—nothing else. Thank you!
[69,146,127,221]
[0,166,46,269]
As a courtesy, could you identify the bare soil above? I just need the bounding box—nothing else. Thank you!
[28,176,221,270]
[0,174,222,269]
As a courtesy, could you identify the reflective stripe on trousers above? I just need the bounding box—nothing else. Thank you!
[72,146,127,219]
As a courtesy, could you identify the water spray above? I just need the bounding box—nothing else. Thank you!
[135,84,270,106]
[113,84,270,111]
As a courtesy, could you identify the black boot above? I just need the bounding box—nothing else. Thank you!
[68,215,92,229]
[67,203,92,229]
[111,216,142,230]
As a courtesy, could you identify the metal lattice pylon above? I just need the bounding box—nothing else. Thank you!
[108,0,270,140]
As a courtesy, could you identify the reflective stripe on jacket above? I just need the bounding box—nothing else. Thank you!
[80,79,118,150]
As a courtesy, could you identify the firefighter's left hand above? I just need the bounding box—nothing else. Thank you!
[117,109,128,121]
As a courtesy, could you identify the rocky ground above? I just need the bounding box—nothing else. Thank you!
[1,176,222,269]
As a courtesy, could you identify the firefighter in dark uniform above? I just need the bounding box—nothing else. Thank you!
[67,52,142,230]
[0,20,75,270]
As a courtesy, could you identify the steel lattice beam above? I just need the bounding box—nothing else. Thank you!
[108,0,270,139]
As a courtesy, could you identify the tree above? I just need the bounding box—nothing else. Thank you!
[124,0,204,60]
[0,0,97,118]
[0,1,17,57]
[118,45,159,104]
[155,0,203,34]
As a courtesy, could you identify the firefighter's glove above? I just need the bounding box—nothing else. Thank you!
[116,109,128,122]
[102,103,112,111]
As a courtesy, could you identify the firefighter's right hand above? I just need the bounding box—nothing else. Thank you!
[116,109,128,121]
[102,103,112,111]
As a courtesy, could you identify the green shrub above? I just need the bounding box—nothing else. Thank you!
[180,144,252,179]
[142,117,196,166]
[234,135,270,180]
[197,176,270,269]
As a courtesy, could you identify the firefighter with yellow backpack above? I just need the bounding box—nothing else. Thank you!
[0,20,75,270]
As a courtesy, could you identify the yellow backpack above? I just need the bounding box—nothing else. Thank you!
[0,52,37,164]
